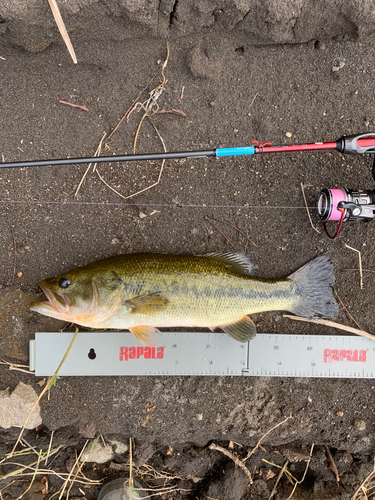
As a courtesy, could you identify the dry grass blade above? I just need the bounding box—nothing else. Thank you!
[244,416,292,462]
[283,315,375,341]
[351,458,375,500]
[63,437,99,500]
[209,443,253,484]
[342,242,363,289]
[47,0,77,64]
[45,431,54,466]
[129,437,133,500]
[75,133,106,197]
[15,451,41,500]
[106,70,160,142]
[0,360,33,374]
[153,108,187,117]
[300,183,320,233]
[268,461,289,500]
[96,121,166,201]
[325,445,340,483]
[10,328,79,456]
[334,288,363,330]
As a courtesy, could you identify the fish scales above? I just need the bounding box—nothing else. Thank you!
[30,252,339,346]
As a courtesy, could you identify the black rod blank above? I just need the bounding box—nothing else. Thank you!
[0,150,217,169]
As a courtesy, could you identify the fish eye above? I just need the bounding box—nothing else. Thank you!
[59,277,71,288]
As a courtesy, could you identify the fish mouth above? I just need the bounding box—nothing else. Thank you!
[30,281,71,317]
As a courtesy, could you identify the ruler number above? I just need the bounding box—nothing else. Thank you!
[307,347,313,351]
[311,362,316,367]
[273,345,279,350]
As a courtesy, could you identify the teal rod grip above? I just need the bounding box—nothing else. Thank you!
[216,147,255,157]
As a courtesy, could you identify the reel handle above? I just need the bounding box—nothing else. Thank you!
[337,133,375,154]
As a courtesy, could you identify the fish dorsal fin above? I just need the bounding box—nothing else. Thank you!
[220,316,257,342]
[124,292,169,315]
[204,252,257,275]
[129,325,161,346]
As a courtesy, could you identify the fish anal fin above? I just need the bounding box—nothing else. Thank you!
[220,316,257,342]
[204,252,257,275]
[124,292,169,315]
[129,325,161,346]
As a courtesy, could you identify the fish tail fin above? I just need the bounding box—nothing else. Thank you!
[288,254,339,319]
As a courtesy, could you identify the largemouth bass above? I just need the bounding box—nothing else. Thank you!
[30,252,338,345]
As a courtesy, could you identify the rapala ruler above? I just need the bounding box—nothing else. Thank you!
[29,332,375,378]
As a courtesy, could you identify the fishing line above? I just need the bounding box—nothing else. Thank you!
[0,199,317,210]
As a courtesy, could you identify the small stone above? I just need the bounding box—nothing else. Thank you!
[17,271,23,278]
[336,411,344,417]
[107,437,128,455]
[354,419,366,431]
[80,440,115,464]
[139,212,147,219]
[364,119,370,127]
[286,132,292,138]
[0,382,42,429]
[332,61,345,72]
[197,414,203,420]
[204,48,212,59]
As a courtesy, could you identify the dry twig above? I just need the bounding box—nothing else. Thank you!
[59,100,88,111]
[209,443,253,484]
[206,218,236,250]
[47,0,77,64]
[283,315,375,342]
[10,225,16,286]
[343,242,363,289]
[207,215,257,247]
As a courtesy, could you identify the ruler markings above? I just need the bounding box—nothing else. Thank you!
[29,332,375,378]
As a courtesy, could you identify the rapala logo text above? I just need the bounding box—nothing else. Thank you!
[324,349,366,363]
[120,346,165,361]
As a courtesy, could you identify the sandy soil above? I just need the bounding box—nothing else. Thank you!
[1,15,375,499]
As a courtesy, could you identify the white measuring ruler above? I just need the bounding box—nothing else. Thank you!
[29,332,375,378]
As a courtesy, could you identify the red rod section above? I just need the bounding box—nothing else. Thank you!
[256,142,337,154]
[255,137,375,154]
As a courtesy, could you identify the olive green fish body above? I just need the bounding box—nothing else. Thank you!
[30,252,339,345]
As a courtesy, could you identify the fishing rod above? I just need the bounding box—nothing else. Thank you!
[1,132,375,170]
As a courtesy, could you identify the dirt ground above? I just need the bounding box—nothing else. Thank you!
[1,6,375,499]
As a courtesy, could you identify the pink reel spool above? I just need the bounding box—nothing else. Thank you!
[327,188,346,220]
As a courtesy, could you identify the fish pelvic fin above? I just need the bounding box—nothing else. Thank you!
[219,315,257,342]
[204,252,257,275]
[288,254,339,319]
[124,292,169,315]
[129,325,161,346]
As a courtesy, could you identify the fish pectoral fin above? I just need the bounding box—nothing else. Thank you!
[129,325,161,346]
[124,292,169,315]
[220,316,257,342]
